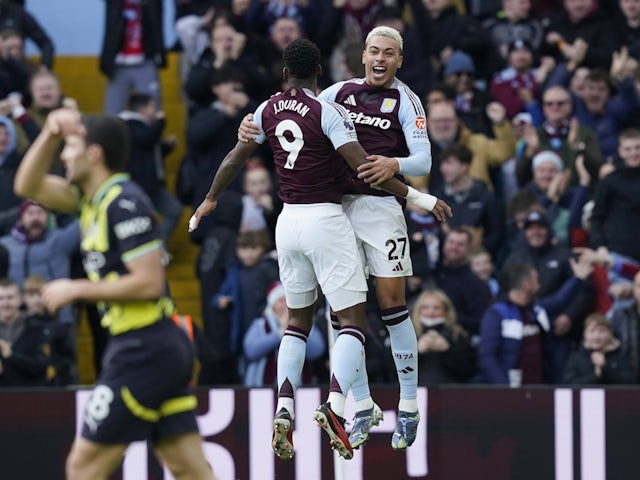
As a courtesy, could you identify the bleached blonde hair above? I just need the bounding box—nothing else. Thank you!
[365,26,403,55]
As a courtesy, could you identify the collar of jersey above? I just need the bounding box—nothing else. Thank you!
[300,87,315,97]
[89,173,130,207]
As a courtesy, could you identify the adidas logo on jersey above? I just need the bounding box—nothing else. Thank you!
[392,262,403,272]
[343,94,357,106]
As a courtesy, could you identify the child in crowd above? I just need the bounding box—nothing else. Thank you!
[469,246,500,298]
[562,313,634,385]
[212,230,278,380]
[240,161,280,234]
[22,275,75,385]
[243,282,325,387]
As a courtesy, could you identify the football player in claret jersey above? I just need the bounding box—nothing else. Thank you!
[239,26,433,451]
[190,38,450,460]
[14,110,216,480]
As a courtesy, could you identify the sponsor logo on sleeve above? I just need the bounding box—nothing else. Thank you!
[415,116,426,130]
[118,198,137,212]
[114,216,152,239]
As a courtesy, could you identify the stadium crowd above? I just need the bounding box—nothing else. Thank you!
[0,0,639,389]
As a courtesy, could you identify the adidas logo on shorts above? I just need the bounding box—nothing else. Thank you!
[392,262,403,272]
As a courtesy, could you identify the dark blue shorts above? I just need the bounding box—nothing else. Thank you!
[81,318,199,445]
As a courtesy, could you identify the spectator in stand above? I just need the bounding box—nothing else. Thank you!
[0,115,21,234]
[420,0,493,82]
[515,85,604,188]
[0,200,80,326]
[240,162,281,236]
[479,261,554,385]
[589,126,640,294]
[10,69,78,159]
[563,312,634,384]
[0,277,51,387]
[431,227,492,341]
[175,6,216,74]
[423,101,516,193]
[22,275,75,385]
[174,4,253,80]
[541,0,616,71]
[118,92,183,246]
[208,229,279,384]
[470,246,501,298]
[490,39,556,120]
[482,0,545,73]
[609,271,640,382]
[611,0,640,62]
[479,258,592,385]
[500,188,542,260]
[503,210,595,381]
[100,0,166,115]
[569,66,591,100]
[411,288,476,384]
[184,20,269,111]
[0,0,54,69]
[0,28,30,98]
[186,63,258,242]
[441,51,493,137]
[243,282,325,387]
[522,150,588,246]
[430,143,503,255]
[546,48,640,161]
[255,16,305,94]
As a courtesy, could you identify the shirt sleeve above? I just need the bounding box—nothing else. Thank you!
[108,192,162,264]
[317,81,343,103]
[252,101,269,145]
[321,101,359,150]
[396,86,432,175]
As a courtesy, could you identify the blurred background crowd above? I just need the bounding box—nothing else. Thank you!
[0,0,639,390]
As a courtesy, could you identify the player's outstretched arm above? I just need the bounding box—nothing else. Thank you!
[14,108,80,213]
[189,140,258,232]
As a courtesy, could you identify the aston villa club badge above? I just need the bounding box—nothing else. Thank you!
[380,98,397,112]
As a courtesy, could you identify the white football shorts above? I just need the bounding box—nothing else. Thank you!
[342,194,413,278]
[275,203,367,311]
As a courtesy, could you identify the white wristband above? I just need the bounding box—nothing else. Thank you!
[188,214,198,232]
[11,104,26,119]
[405,186,437,211]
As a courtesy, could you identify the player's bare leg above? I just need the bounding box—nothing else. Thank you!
[155,432,216,479]
[65,437,128,480]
